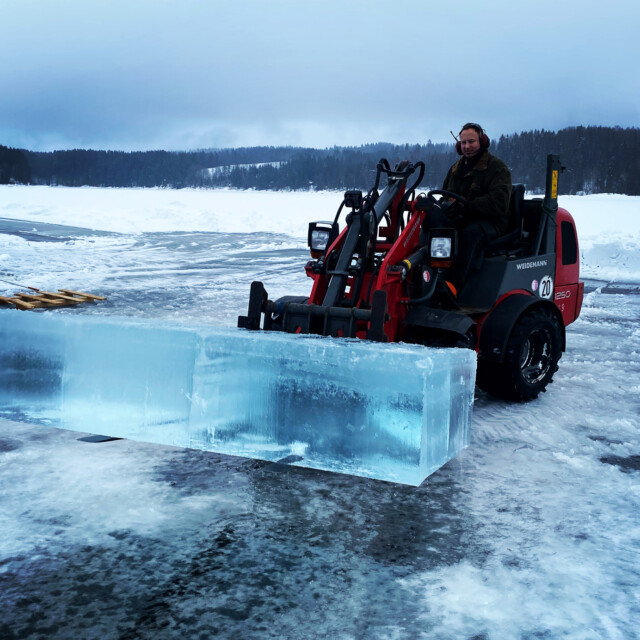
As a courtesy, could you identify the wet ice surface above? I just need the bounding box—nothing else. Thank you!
[0,218,310,327]
[1,191,640,639]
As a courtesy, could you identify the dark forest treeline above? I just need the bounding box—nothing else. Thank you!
[23,146,316,189]
[493,127,639,194]
[1,126,638,194]
[0,145,31,184]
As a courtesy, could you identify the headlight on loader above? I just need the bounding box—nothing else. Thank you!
[428,228,457,268]
[308,221,339,259]
[311,229,330,251]
[430,237,452,259]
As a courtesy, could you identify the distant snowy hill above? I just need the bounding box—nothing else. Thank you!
[203,162,285,177]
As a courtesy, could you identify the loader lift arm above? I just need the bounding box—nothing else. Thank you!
[238,160,425,341]
[322,160,424,308]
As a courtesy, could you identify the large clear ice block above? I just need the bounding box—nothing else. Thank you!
[0,311,476,485]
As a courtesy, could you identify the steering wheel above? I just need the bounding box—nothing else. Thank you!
[426,189,468,207]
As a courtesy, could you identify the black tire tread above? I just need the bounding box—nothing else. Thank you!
[477,306,562,401]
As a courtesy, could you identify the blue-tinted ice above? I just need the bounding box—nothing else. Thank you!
[0,311,476,485]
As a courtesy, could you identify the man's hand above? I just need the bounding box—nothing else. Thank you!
[438,198,466,225]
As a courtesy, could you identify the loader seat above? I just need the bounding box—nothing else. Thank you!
[485,183,525,255]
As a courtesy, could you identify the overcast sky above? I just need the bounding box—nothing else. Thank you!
[1,0,638,152]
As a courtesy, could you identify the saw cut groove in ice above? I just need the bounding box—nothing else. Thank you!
[0,311,476,485]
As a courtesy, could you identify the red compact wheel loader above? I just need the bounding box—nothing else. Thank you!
[239,154,584,401]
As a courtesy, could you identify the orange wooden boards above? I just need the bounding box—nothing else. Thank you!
[0,290,106,310]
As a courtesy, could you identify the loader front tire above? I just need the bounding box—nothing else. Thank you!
[477,307,562,401]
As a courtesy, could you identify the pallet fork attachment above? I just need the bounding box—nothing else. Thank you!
[238,281,389,341]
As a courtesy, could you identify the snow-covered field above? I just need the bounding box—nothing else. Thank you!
[1,185,639,639]
[2,185,640,288]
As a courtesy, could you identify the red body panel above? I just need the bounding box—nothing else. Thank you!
[377,207,426,341]
[554,207,583,326]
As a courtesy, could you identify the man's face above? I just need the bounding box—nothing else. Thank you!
[460,128,481,158]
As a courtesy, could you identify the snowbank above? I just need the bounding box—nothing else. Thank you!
[0,185,335,237]
[558,194,640,282]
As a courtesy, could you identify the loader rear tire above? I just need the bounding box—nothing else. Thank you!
[477,307,562,401]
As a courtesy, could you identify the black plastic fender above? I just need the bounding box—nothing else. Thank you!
[478,294,566,363]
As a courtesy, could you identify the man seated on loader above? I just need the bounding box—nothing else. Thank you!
[423,122,512,297]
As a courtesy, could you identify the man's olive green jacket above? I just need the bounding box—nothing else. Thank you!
[442,150,512,236]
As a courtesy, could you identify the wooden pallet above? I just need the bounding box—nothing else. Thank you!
[0,289,106,310]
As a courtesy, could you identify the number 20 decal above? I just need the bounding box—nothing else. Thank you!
[539,275,553,299]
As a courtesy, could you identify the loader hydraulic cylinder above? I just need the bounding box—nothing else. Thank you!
[322,166,415,308]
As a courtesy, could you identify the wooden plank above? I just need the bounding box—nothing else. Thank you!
[14,293,83,309]
[15,293,66,305]
[12,297,56,308]
[0,295,36,310]
[58,289,107,301]
[39,291,83,303]
[0,288,105,310]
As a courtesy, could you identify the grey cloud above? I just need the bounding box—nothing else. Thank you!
[1,0,638,151]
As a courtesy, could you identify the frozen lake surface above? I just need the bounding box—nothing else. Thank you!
[1,186,639,639]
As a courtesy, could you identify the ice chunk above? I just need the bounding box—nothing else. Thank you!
[0,311,476,485]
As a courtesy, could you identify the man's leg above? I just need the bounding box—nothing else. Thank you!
[448,222,495,293]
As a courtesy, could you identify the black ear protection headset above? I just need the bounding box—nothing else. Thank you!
[453,123,490,155]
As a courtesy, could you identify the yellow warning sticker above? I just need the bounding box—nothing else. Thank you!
[551,170,558,199]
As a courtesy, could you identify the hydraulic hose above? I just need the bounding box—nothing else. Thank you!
[408,270,439,305]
